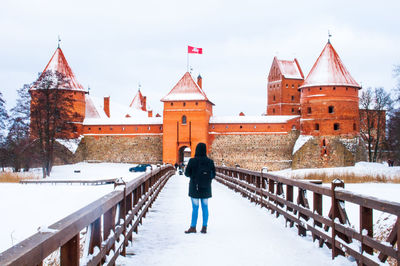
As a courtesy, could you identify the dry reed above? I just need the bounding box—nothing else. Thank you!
[0,172,38,183]
[292,172,400,183]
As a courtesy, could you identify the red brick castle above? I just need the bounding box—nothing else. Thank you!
[30,40,367,170]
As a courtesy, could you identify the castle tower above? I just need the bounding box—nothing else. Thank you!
[30,46,86,139]
[299,41,360,136]
[161,72,214,164]
[267,57,304,115]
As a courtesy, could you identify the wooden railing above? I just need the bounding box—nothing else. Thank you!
[0,165,175,266]
[216,166,400,266]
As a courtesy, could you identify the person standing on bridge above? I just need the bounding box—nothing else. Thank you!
[184,142,215,234]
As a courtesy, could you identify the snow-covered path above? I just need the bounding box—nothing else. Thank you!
[117,173,352,266]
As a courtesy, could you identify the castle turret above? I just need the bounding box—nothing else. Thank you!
[267,57,304,115]
[30,47,86,139]
[299,41,360,136]
[161,72,214,164]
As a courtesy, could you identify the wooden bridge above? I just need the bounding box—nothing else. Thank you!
[0,165,399,265]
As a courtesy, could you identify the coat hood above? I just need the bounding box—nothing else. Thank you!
[194,142,207,157]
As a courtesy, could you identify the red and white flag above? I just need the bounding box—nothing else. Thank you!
[188,45,203,54]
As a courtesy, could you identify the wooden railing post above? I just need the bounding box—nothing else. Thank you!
[268,178,275,214]
[60,234,79,266]
[331,179,344,259]
[360,206,373,256]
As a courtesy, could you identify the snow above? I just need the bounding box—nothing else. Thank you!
[273,161,400,180]
[210,115,298,124]
[83,116,162,125]
[300,42,360,89]
[277,59,303,80]
[116,173,352,266]
[0,183,113,252]
[56,136,82,153]
[292,135,313,155]
[161,72,210,102]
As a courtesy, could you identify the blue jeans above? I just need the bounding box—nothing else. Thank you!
[190,198,209,227]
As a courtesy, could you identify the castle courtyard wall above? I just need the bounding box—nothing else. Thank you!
[74,135,163,164]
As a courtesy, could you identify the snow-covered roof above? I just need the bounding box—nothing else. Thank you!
[300,42,360,89]
[276,58,304,80]
[85,95,101,119]
[31,47,85,91]
[161,72,212,103]
[83,95,157,125]
[129,90,146,111]
[210,115,299,124]
[83,117,163,125]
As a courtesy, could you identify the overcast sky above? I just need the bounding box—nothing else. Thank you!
[1,0,399,116]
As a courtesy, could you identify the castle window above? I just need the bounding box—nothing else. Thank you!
[195,102,198,105]
[183,102,186,106]
[346,87,348,91]
[328,106,334,113]
[160,126,163,130]
[315,123,320,131]
[291,95,295,101]
[226,126,228,129]
[110,127,113,130]
[254,125,257,129]
[319,87,322,91]
[240,125,243,129]
[182,115,187,125]
[135,127,138,131]
[273,95,276,101]
[333,87,336,90]
[322,139,326,146]
[353,123,356,131]
[291,108,295,113]
[148,126,151,131]
[308,88,310,92]
[292,84,294,88]
[212,125,215,129]
[73,126,77,132]
[292,125,296,130]
[98,127,101,131]
[307,107,312,114]
[88,127,91,131]
[334,123,340,131]
[286,84,288,88]
[122,127,125,131]
[171,102,173,106]
[273,108,275,114]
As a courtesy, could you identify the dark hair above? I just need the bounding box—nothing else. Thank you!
[195,142,207,157]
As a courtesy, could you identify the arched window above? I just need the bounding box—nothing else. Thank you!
[307,107,312,114]
[315,123,320,131]
[182,115,187,125]
[353,123,356,131]
[328,106,334,113]
[273,95,276,101]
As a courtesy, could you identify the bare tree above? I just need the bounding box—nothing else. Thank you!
[359,87,392,162]
[0,91,9,171]
[6,84,33,172]
[30,71,74,177]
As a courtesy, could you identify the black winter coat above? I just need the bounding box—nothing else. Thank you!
[185,143,216,199]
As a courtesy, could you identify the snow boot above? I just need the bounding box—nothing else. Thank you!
[184,227,196,234]
[200,226,207,234]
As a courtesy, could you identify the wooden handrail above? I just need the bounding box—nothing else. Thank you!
[216,166,399,265]
[0,165,175,266]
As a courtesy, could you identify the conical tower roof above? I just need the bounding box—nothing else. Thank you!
[31,47,85,91]
[300,42,360,89]
[161,72,212,103]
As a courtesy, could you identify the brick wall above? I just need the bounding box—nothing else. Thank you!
[209,131,299,171]
[75,136,163,163]
[292,136,367,169]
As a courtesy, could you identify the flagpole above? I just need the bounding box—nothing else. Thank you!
[187,49,189,72]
